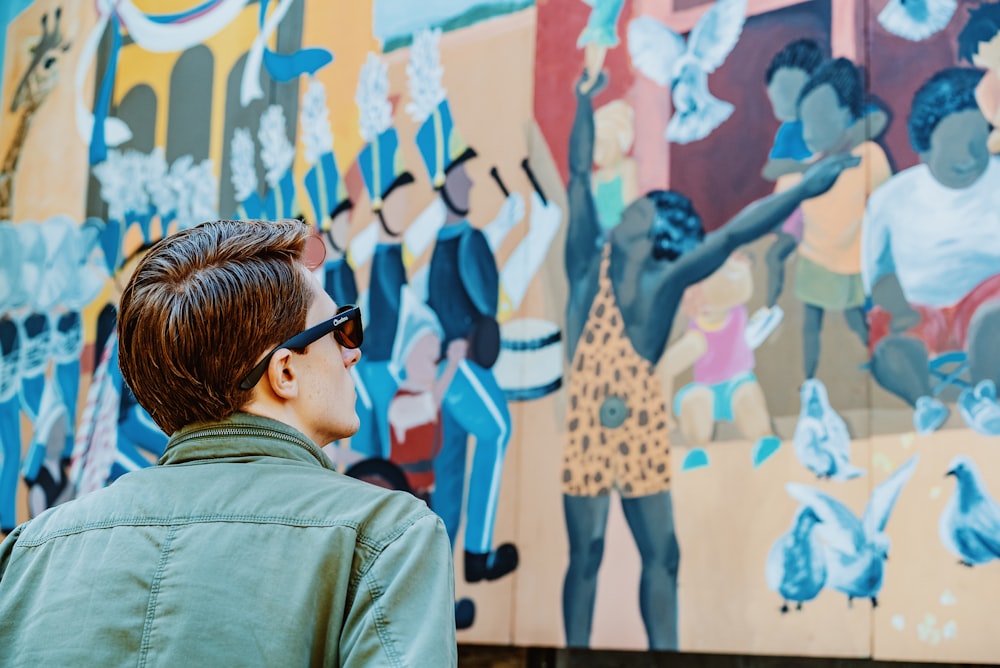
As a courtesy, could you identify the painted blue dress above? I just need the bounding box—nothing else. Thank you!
[577,0,626,48]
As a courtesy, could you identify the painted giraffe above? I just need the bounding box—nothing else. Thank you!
[0,7,71,221]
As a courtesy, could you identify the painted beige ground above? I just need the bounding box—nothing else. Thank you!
[513,397,1000,662]
[871,430,1000,664]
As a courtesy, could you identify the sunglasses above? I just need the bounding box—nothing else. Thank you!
[239,304,363,390]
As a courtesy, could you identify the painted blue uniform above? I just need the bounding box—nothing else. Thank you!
[322,258,358,309]
[428,220,511,555]
[0,317,21,531]
[352,244,405,459]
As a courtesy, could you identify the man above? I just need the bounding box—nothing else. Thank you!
[862,67,1000,436]
[0,219,457,666]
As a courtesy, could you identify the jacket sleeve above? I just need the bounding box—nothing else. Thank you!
[339,513,457,668]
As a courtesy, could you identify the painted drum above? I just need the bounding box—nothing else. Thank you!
[493,318,563,402]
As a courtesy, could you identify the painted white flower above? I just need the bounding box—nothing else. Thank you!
[93,149,151,221]
[144,148,176,219]
[300,78,334,166]
[230,127,258,202]
[170,157,219,230]
[185,159,219,229]
[356,53,392,142]
[258,105,295,190]
[405,28,446,123]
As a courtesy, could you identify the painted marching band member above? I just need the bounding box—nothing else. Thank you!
[300,79,360,312]
[351,53,418,460]
[23,217,107,514]
[406,29,520,583]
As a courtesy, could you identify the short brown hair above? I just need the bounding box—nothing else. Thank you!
[117,219,314,435]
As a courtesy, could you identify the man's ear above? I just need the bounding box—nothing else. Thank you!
[265,349,299,400]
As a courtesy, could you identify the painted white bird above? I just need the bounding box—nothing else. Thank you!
[878,0,957,42]
[793,378,864,481]
[627,0,747,144]
[786,455,919,608]
[765,505,827,613]
[939,454,1000,567]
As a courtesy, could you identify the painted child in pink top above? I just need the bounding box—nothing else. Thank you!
[661,251,780,467]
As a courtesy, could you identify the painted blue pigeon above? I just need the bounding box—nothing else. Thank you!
[787,455,919,608]
[939,454,1000,567]
[766,505,827,612]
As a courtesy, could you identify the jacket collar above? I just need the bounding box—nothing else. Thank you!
[160,412,336,471]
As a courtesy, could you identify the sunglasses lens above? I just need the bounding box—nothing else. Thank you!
[301,234,326,271]
[334,307,363,349]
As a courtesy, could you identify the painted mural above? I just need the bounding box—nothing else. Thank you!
[2,0,1000,662]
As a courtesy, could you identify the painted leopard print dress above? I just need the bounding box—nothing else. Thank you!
[562,247,671,498]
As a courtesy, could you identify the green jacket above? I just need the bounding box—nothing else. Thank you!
[0,412,457,667]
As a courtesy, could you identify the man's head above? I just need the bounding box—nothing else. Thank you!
[909,68,990,190]
[117,219,361,444]
[765,39,825,122]
[798,58,865,155]
[958,2,1000,71]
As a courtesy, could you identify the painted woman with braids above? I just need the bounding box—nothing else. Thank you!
[560,70,859,650]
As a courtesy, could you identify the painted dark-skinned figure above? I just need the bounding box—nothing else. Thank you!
[762,58,891,479]
[561,70,859,649]
[862,68,1000,436]
[958,1,1000,154]
[750,41,888,349]
[406,32,520,583]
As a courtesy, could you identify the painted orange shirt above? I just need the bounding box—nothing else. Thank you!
[798,141,891,275]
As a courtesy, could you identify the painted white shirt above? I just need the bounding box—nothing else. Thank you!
[861,157,1000,307]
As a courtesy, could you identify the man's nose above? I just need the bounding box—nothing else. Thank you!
[343,346,362,368]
